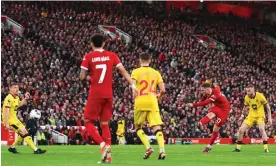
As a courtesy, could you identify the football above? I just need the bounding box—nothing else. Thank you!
[30,109,41,120]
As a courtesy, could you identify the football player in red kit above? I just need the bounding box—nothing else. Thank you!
[187,83,230,153]
[80,34,138,163]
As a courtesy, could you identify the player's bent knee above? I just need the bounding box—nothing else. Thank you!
[154,129,162,135]
[19,129,29,138]
[19,128,28,135]
[152,125,161,132]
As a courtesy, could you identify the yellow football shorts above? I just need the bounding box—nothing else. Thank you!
[244,116,265,127]
[134,109,163,127]
[8,118,26,133]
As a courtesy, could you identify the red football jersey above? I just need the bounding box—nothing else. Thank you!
[81,49,121,99]
[193,89,230,111]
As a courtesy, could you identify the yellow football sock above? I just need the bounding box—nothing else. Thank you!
[24,136,37,151]
[137,129,151,150]
[121,136,126,145]
[236,141,242,150]
[118,136,125,145]
[155,130,165,153]
[263,141,268,149]
[12,136,23,147]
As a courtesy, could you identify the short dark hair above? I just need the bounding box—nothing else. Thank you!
[246,84,255,89]
[202,83,211,88]
[139,52,151,61]
[9,82,19,88]
[90,34,105,47]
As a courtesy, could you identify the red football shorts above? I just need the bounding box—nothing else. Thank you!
[209,106,230,127]
[84,98,113,121]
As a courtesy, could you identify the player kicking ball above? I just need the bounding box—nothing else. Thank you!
[233,85,272,153]
[2,83,46,154]
[131,52,166,160]
[80,34,138,163]
[186,83,230,153]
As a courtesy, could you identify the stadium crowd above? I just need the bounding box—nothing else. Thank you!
[1,1,276,144]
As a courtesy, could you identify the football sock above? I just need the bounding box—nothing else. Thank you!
[155,130,165,153]
[118,136,125,145]
[209,131,219,146]
[23,135,37,151]
[100,124,111,145]
[263,141,268,149]
[100,142,106,149]
[200,116,211,125]
[106,148,112,159]
[121,136,126,144]
[137,129,151,150]
[85,122,104,145]
[12,136,23,148]
[236,141,242,150]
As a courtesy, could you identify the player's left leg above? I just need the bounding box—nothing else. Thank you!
[8,136,22,154]
[257,118,269,153]
[149,110,166,160]
[98,98,114,163]
[134,110,153,159]
[202,124,220,153]
[202,107,229,153]
[84,99,110,163]
[8,119,24,153]
[10,119,46,154]
[233,117,253,152]
[99,98,113,145]
[8,135,23,153]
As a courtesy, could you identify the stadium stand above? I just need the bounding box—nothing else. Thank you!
[1,1,276,144]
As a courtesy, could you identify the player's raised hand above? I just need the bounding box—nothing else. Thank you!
[186,103,193,107]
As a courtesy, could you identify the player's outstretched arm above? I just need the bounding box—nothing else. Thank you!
[79,68,87,81]
[117,65,138,97]
[19,92,30,107]
[265,103,272,125]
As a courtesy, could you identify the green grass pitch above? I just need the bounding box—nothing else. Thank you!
[1,145,276,166]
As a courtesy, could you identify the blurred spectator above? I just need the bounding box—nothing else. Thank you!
[73,129,83,145]
[37,128,48,145]
[43,126,53,145]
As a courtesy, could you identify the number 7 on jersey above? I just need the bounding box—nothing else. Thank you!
[96,64,107,83]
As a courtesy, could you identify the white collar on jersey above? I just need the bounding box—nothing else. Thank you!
[94,48,104,52]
